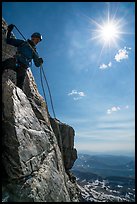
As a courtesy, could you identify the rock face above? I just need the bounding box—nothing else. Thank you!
[2,18,80,202]
[50,118,77,170]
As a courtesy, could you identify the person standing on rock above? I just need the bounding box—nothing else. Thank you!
[2,24,44,90]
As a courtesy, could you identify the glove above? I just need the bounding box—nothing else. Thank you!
[38,57,43,65]
[7,24,15,32]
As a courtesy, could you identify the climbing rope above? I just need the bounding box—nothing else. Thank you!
[39,65,48,105]
[14,25,27,41]
[40,65,56,118]
[40,65,64,156]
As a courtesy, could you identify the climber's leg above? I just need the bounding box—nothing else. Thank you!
[2,58,16,74]
[16,64,27,90]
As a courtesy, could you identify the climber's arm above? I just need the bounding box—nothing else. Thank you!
[6,24,24,47]
[33,51,43,67]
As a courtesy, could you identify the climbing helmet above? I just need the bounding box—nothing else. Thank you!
[31,32,42,41]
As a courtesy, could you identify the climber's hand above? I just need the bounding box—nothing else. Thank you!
[7,24,15,32]
[38,58,43,65]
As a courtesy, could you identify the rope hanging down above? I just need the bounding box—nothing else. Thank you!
[40,65,56,118]
[39,65,63,155]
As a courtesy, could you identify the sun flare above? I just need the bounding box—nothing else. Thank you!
[100,21,119,42]
[89,5,125,49]
[87,3,131,64]
[91,18,122,47]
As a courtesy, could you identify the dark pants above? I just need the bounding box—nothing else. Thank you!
[2,58,28,90]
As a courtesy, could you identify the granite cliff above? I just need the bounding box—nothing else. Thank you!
[2,18,80,202]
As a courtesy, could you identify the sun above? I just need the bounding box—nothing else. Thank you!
[90,17,122,48]
[87,6,126,65]
[86,3,132,64]
[88,3,125,49]
[100,21,119,43]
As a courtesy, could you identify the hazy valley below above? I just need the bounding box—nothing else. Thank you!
[72,153,135,202]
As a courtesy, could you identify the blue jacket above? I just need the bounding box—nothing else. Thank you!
[6,32,41,67]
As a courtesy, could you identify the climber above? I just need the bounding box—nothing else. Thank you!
[2,24,44,90]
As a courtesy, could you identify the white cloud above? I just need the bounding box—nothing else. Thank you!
[99,63,108,69]
[108,62,112,67]
[107,106,120,114]
[79,91,85,97]
[99,61,112,69]
[107,105,129,114]
[68,89,86,100]
[107,109,111,114]
[68,90,78,96]
[111,106,118,112]
[114,47,131,62]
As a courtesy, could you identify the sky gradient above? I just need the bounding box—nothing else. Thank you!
[2,2,135,156]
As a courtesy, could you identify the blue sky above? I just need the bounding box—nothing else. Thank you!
[2,2,135,156]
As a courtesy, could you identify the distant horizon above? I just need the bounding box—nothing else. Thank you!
[77,150,135,157]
